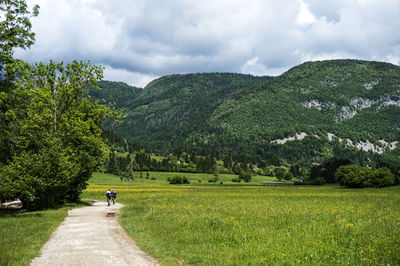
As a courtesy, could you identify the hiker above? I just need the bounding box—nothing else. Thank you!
[106,189,112,206]
[112,188,117,205]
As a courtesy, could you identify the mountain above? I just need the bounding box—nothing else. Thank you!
[93,60,400,166]
[213,59,399,141]
[96,74,273,151]
[92,80,142,107]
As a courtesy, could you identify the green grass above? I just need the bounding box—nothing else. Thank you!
[83,172,400,265]
[88,171,277,187]
[0,202,89,266]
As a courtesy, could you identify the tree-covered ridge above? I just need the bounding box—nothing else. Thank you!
[94,59,399,166]
[212,59,400,142]
[99,73,273,150]
[94,81,142,108]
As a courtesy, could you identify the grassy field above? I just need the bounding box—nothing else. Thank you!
[83,172,400,265]
[89,171,277,186]
[84,172,278,194]
[0,202,89,266]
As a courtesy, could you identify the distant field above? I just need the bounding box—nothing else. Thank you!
[87,171,277,187]
[83,172,400,265]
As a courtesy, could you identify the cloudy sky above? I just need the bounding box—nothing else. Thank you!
[15,0,400,87]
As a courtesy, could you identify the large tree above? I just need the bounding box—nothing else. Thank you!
[1,0,39,163]
[0,1,120,209]
[1,60,119,209]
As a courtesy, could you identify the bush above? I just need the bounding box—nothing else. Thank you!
[231,178,241,183]
[168,175,190,184]
[335,165,395,188]
[335,165,366,188]
[239,171,252,182]
[285,171,294,181]
[274,168,286,181]
[365,167,395,188]
[208,176,219,183]
[313,177,326,185]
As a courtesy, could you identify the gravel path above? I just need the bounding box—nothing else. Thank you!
[30,201,159,266]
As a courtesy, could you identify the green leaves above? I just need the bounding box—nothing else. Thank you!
[335,165,395,188]
[0,59,120,209]
[0,0,39,55]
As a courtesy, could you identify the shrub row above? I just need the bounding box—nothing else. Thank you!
[335,165,396,188]
[168,176,190,184]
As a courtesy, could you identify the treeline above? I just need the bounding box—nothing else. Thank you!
[295,157,400,187]
[104,151,216,175]
[102,146,305,181]
[102,127,400,188]
[103,147,400,189]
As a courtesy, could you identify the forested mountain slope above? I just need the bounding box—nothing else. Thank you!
[213,59,399,142]
[96,73,272,151]
[92,80,142,107]
[93,60,400,166]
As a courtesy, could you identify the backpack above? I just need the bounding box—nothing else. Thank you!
[106,191,111,197]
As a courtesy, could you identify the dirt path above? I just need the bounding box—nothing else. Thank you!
[30,201,159,266]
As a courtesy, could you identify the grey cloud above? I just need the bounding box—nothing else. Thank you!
[15,0,400,87]
[304,0,348,22]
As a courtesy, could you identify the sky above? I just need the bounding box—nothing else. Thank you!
[14,0,400,88]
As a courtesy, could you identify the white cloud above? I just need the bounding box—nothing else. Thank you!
[103,66,157,88]
[13,0,400,86]
[241,57,269,76]
[296,0,316,25]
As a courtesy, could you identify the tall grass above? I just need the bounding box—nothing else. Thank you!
[84,173,400,265]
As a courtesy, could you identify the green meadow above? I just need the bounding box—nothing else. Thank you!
[89,171,276,186]
[83,172,400,265]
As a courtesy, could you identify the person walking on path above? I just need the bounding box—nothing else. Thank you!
[112,188,117,205]
[106,189,112,206]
